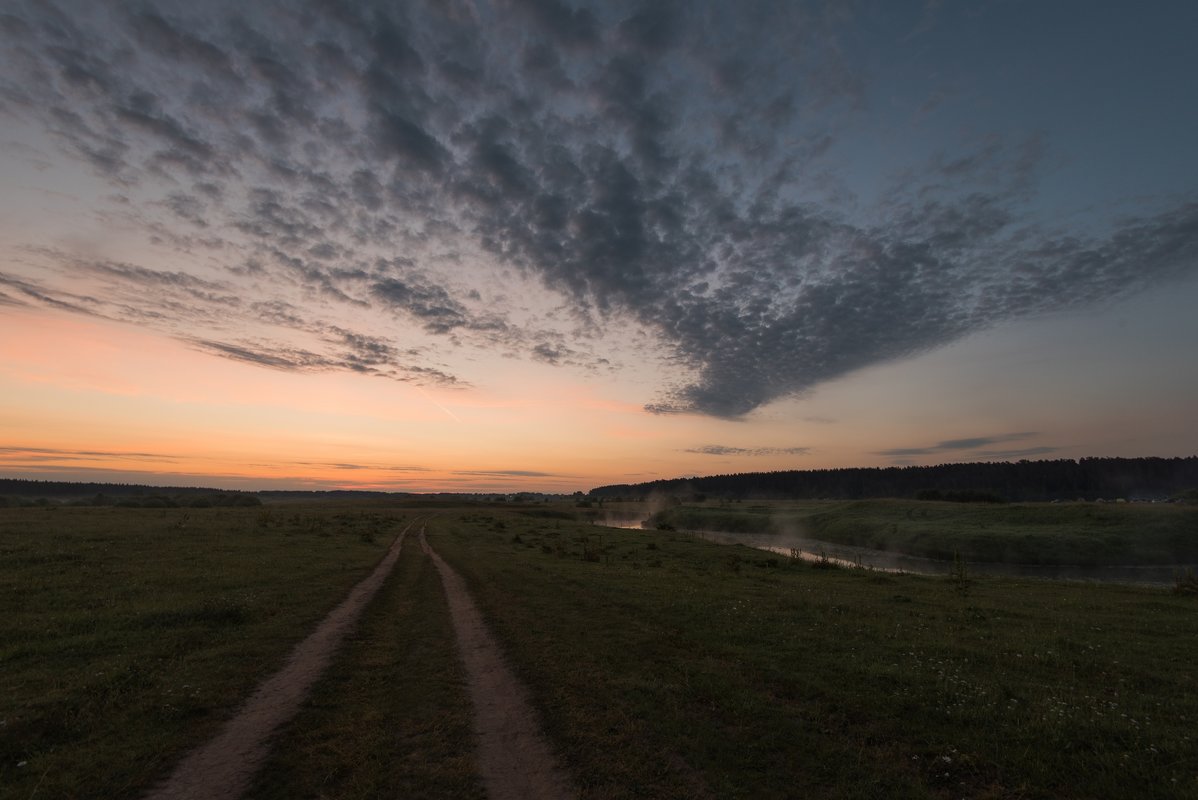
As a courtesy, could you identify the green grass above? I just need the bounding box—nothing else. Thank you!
[247,535,484,799]
[431,510,1198,799]
[5,502,1196,798]
[652,499,1198,565]
[0,505,409,800]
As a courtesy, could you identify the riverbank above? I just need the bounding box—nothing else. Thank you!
[646,499,1198,567]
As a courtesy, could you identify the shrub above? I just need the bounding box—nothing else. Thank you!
[1174,568,1198,596]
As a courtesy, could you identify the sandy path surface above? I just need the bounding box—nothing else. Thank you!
[144,519,417,800]
[421,530,577,800]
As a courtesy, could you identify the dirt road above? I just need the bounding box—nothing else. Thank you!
[422,530,577,800]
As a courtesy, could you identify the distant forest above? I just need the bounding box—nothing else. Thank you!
[589,457,1198,502]
[0,479,250,499]
[0,479,267,508]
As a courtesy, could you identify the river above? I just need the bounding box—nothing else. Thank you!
[596,515,1192,587]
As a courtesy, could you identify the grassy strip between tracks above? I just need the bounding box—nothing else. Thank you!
[431,510,1198,800]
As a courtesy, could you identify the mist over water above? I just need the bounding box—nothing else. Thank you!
[598,511,654,529]
[594,515,1193,587]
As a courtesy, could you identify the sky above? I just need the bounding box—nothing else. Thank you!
[1,0,1196,493]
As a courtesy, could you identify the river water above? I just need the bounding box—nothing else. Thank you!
[596,516,1192,587]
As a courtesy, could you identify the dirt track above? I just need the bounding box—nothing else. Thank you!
[143,519,416,800]
[422,530,577,800]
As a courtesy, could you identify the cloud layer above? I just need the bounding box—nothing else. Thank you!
[876,433,1061,464]
[2,1,1196,417]
[685,445,810,457]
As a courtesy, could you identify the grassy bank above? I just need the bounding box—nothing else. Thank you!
[651,500,1198,565]
[0,505,409,800]
[432,510,1198,799]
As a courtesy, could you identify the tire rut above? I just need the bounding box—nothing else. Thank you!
[421,529,577,800]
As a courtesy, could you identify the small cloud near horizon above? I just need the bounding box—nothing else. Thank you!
[685,444,811,457]
[876,432,1040,458]
[875,434,1064,464]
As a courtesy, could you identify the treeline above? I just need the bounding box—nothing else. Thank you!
[589,457,1198,502]
[257,490,410,502]
[0,479,261,507]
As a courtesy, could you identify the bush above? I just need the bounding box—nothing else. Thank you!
[1175,568,1198,596]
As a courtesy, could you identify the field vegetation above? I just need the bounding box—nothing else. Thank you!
[1,501,1195,798]
[0,504,409,799]
[432,510,1198,798]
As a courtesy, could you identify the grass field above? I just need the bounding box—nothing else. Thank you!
[432,510,1198,799]
[2,502,1196,798]
[649,499,1198,566]
[0,504,410,800]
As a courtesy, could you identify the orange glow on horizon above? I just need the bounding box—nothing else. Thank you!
[0,309,692,491]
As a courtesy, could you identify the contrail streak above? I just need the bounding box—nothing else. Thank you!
[417,387,462,422]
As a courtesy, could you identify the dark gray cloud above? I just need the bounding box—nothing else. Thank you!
[0,270,102,315]
[0,445,178,462]
[371,276,472,335]
[876,433,1042,458]
[684,445,811,457]
[184,337,333,372]
[1,0,1195,419]
[513,0,600,48]
[184,335,462,387]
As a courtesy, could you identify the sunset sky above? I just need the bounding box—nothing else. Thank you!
[2,1,1196,493]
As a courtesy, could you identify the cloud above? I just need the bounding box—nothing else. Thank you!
[451,469,565,478]
[1,1,1195,421]
[531,342,569,365]
[184,335,463,387]
[876,433,1045,458]
[184,337,332,372]
[288,461,432,473]
[371,276,472,335]
[0,445,178,463]
[0,270,102,316]
[512,0,600,48]
[684,445,810,457]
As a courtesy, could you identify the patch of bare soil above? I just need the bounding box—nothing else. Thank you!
[422,530,577,800]
[143,520,417,800]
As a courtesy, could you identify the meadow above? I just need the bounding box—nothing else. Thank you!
[1,502,1196,798]
[647,499,1198,566]
[0,504,409,799]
